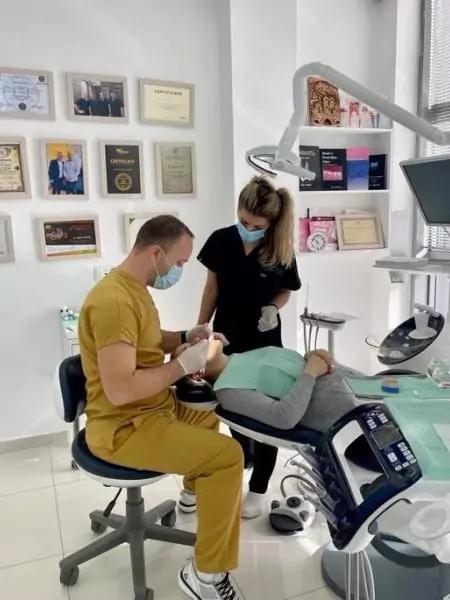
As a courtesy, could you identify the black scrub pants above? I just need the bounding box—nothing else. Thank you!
[230,429,278,494]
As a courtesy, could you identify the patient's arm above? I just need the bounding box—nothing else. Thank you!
[217,372,316,430]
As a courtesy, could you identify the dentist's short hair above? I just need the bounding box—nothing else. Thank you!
[134,215,194,251]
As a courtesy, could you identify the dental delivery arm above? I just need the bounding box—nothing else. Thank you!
[246,62,450,178]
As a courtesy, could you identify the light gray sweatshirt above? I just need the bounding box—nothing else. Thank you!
[216,364,361,433]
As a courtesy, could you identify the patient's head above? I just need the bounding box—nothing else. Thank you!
[172,339,229,381]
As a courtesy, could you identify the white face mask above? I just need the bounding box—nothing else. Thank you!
[151,249,183,290]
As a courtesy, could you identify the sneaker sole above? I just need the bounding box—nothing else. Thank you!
[178,501,197,514]
[178,567,202,600]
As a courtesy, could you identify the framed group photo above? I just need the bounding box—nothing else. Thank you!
[0,67,55,120]
[124,211,179,252]
[67,73,128,122]
[139,79,194,127]
[40,139,89,198]
[0,137,30,199]
[37,215,101,260]
[154,142,196,199]
[100,141,144,199]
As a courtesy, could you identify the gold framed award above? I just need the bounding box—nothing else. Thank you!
[100,141,144,199]
[139,79,194,127]
[0,137,30,199]
[335,213,384,250]
[154,142,196,198]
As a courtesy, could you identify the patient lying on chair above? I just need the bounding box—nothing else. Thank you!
[175,341,362,433]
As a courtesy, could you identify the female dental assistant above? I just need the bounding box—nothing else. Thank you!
[196,175,300,519]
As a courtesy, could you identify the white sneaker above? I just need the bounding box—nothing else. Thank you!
[241,491,265,519]
[178,559,240,600]
[178,489,197,513]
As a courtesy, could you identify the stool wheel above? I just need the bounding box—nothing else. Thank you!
[161,509,177,528]
[135,588,154,600]
[71,460,79,471]
[91,519,107,534]
[60,566,79,586]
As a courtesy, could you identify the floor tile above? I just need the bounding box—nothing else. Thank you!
[0,555,68,600]
[235,516,329,600]
[56,476,192,554]
[287,585,339,599]
[0,487,62,568]
[0,446,53,496]
[66,522,219,600]
[50,442,86,486]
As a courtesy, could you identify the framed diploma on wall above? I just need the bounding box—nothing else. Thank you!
[40,139,89,199]
[0,67,55,120]
[100,141,144,199]
[0,137,31,199]
[154,142,196,198]
[37,215,101,260]
[67,72,128,123]
[0,213,14,262]
[335,213,384,250]
[139,79,194,127]
[124,211,179,252]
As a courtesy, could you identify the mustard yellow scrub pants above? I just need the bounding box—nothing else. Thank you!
[90,404,243,573]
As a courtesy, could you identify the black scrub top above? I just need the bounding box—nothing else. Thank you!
[198,225,301,355]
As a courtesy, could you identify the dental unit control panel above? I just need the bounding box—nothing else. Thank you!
[311,404,422,553]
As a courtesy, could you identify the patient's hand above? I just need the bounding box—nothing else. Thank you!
[304,353,330,379]
[305,349,334,373]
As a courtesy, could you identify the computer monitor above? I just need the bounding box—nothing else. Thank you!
[400,154,450,226]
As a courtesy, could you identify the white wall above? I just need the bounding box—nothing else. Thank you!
[229,0,301,350]
[0,0,234,441]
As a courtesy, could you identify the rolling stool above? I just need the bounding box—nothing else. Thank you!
[54,355,196,600]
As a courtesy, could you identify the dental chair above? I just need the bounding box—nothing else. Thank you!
[176,374,450,600]
[55,355,196,600]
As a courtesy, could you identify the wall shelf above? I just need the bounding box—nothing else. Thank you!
[299,189,389,196]
[299,126,393,134]
[296,248,389,258]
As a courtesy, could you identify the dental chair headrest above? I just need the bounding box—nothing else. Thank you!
[174,376,218,410]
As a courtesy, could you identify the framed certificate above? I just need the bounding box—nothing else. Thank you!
[154,142,196,198]
[0,137,30,199]
[0,213,14,262]
[40,139,89,199]
[335,213,384,250]
[139,79,194,127]
[67,72,128,123]
[37,215,101,260]
[124,211,179,252]
[0,67,55,120]
[100,141,144,198]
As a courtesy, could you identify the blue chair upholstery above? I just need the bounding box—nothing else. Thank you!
[73,430,161,481]
[215,405,323,446]
[58,355,162,481]
[56,355,196,599]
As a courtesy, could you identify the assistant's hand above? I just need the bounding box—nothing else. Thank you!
[258,305,279,333]
[187,323,229,346]
[176,340,209,375]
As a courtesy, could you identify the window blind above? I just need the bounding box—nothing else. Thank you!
[421,0,450,251]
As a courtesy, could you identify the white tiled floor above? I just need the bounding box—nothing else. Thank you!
[0,443,338,600]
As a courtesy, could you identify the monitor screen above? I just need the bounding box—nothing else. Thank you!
[401,155,450,225]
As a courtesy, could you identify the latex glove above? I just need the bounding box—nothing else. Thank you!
[258,305,279,333]
[187,324,230,346]
[187,323,211,342]
[176,340,209,375]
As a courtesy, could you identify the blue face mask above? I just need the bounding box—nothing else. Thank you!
[236,221,267,243]
[152,251,183,290]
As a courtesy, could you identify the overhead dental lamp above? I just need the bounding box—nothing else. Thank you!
[246,61,450,178]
